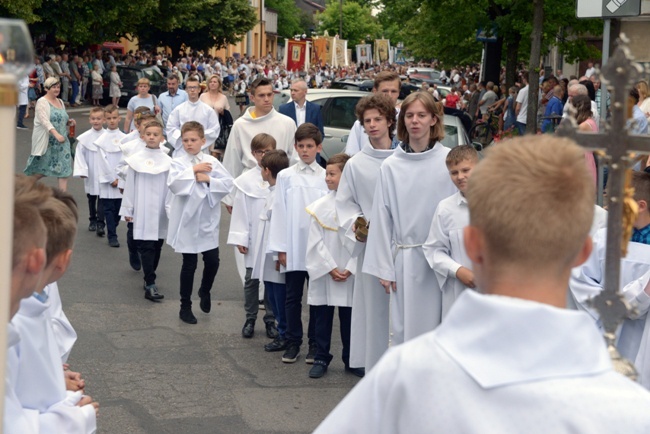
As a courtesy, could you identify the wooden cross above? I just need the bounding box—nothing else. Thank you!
[556,35,650,380]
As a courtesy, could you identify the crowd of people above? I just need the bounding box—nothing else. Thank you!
[9,45,650,432]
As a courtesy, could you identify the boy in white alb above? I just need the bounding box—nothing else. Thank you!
[252,150,290,352]
[423,144,479,319]
[95,104,126,248]
[73,106,105,236]
[166,76,219,158]
[167,121,234,324]
[363,92,456,346]
[120,120,173,302]
[269,123,329,364]
[315,135,650,434]
[306,153,364,379]
[336,94,396,373]
[227,133,278,338]
[570,171,650,387]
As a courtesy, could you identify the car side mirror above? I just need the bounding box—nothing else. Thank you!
[472,142,483,152]
[341,135,349,143]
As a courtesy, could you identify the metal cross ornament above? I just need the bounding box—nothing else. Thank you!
[556,35,650,380]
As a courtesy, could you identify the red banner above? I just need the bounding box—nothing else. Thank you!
[287,40,307,72]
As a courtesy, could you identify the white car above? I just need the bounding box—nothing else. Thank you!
[273,89,472,161]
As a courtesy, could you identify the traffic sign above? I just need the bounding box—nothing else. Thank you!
[576,0,641,18]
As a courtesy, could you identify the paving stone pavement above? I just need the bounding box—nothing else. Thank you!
[14,103,360,433]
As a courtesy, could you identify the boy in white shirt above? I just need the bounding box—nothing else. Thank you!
[167,121,234,324]
[252,150,291,352]
[227,133,278,338]
[336,94,396,373]
[269,123,329,364]
[95,104,126,247]
[120,120,173,301]
[306,153,363,378]
[73,106,105,236]
[423,144,479,319]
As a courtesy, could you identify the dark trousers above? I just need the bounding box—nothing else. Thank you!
[136,239,164,286]
[313,305,351,366]
[180,247,220,309]
[17,105,27,127]
[265,281,286,338]
[285,270,315,346]
[127,222,136,255]
[244,268,274,324]
[101,198,121,241]
[87,194,104,224]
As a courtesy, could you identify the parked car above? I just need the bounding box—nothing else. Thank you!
[102,65,168,107]
[331,78,421,102]
[273,89,477,161]
[407,67,443,85]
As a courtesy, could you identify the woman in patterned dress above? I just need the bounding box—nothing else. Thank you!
[24,77,74,191]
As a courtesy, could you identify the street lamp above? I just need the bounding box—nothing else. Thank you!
[0,17,34,417]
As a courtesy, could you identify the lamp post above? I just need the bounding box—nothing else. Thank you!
[0,18,34,418]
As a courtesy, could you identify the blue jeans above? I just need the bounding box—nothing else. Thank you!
[17,105,27,127]
[265,281,287,338]
[70,81,79,104]
[101,198,121,242]
[313,305,351,366]
[515,121,526,136]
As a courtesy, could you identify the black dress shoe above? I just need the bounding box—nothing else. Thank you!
[88,221,97,232]
[309,360,328,378]
[264,336,288,352]
[109,238,120,248]
[179,308,197,324]
[96,225,105,237]
[345,366,366,378]
[242,319,255,338]
[198,289,211,313]
[265,322,279,339]
[129,251,141,271]
[144,285,164,302]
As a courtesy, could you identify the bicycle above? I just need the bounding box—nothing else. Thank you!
[469,112,500,148]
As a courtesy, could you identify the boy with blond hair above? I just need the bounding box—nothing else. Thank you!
[423,144,479,319]
[316,135,650,433]
[228,132,278,338]
[73,106,105,235]
[167,121,234,324]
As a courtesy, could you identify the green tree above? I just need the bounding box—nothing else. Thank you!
[266,0,304,39]
[317,0,382,47]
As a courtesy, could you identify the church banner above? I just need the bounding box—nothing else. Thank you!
[374,39,390,63]
[312,38,330,67]
[335,39,348,67]
[287,39,307,72]
[356,44,373,64]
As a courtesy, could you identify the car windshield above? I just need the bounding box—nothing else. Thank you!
[409,70,440,81]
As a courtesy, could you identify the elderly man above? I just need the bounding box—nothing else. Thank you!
[563,83,600,125]
[278,78,324,138]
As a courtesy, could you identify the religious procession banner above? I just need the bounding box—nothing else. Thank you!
[356,44,373,64]
[312,38,330,67]
[326,36,336,64]
[286,39,307,71]
[335,38,348,67]
[374,39,390,63]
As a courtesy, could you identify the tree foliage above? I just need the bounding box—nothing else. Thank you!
[267,0,307,39]
[317,0,382,47]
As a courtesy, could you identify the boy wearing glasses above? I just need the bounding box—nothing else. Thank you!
[269,123,329,364]
[228,133,279,338]
[166,76,220,158]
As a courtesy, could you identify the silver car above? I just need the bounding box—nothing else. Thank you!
[273,89,471,160]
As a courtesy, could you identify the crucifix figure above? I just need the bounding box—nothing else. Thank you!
[556,35,650,380]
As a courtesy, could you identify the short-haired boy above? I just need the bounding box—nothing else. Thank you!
[167,121,234,324]
[120,120,173,301]
[423,144,479,319]
[10,186,99,433]
[268,123,329,363]
[306,153,363,378]
[227,133,278,338]
[336,93,396,372]
[73,106,106,236]
[252,150,291,352]
[571,170,650,387]
[316,135,650,433]
[95,104,126,247]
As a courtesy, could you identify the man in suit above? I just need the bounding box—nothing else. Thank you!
[279,79,326,165]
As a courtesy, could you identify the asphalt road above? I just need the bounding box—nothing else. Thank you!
[14,99,359,433]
